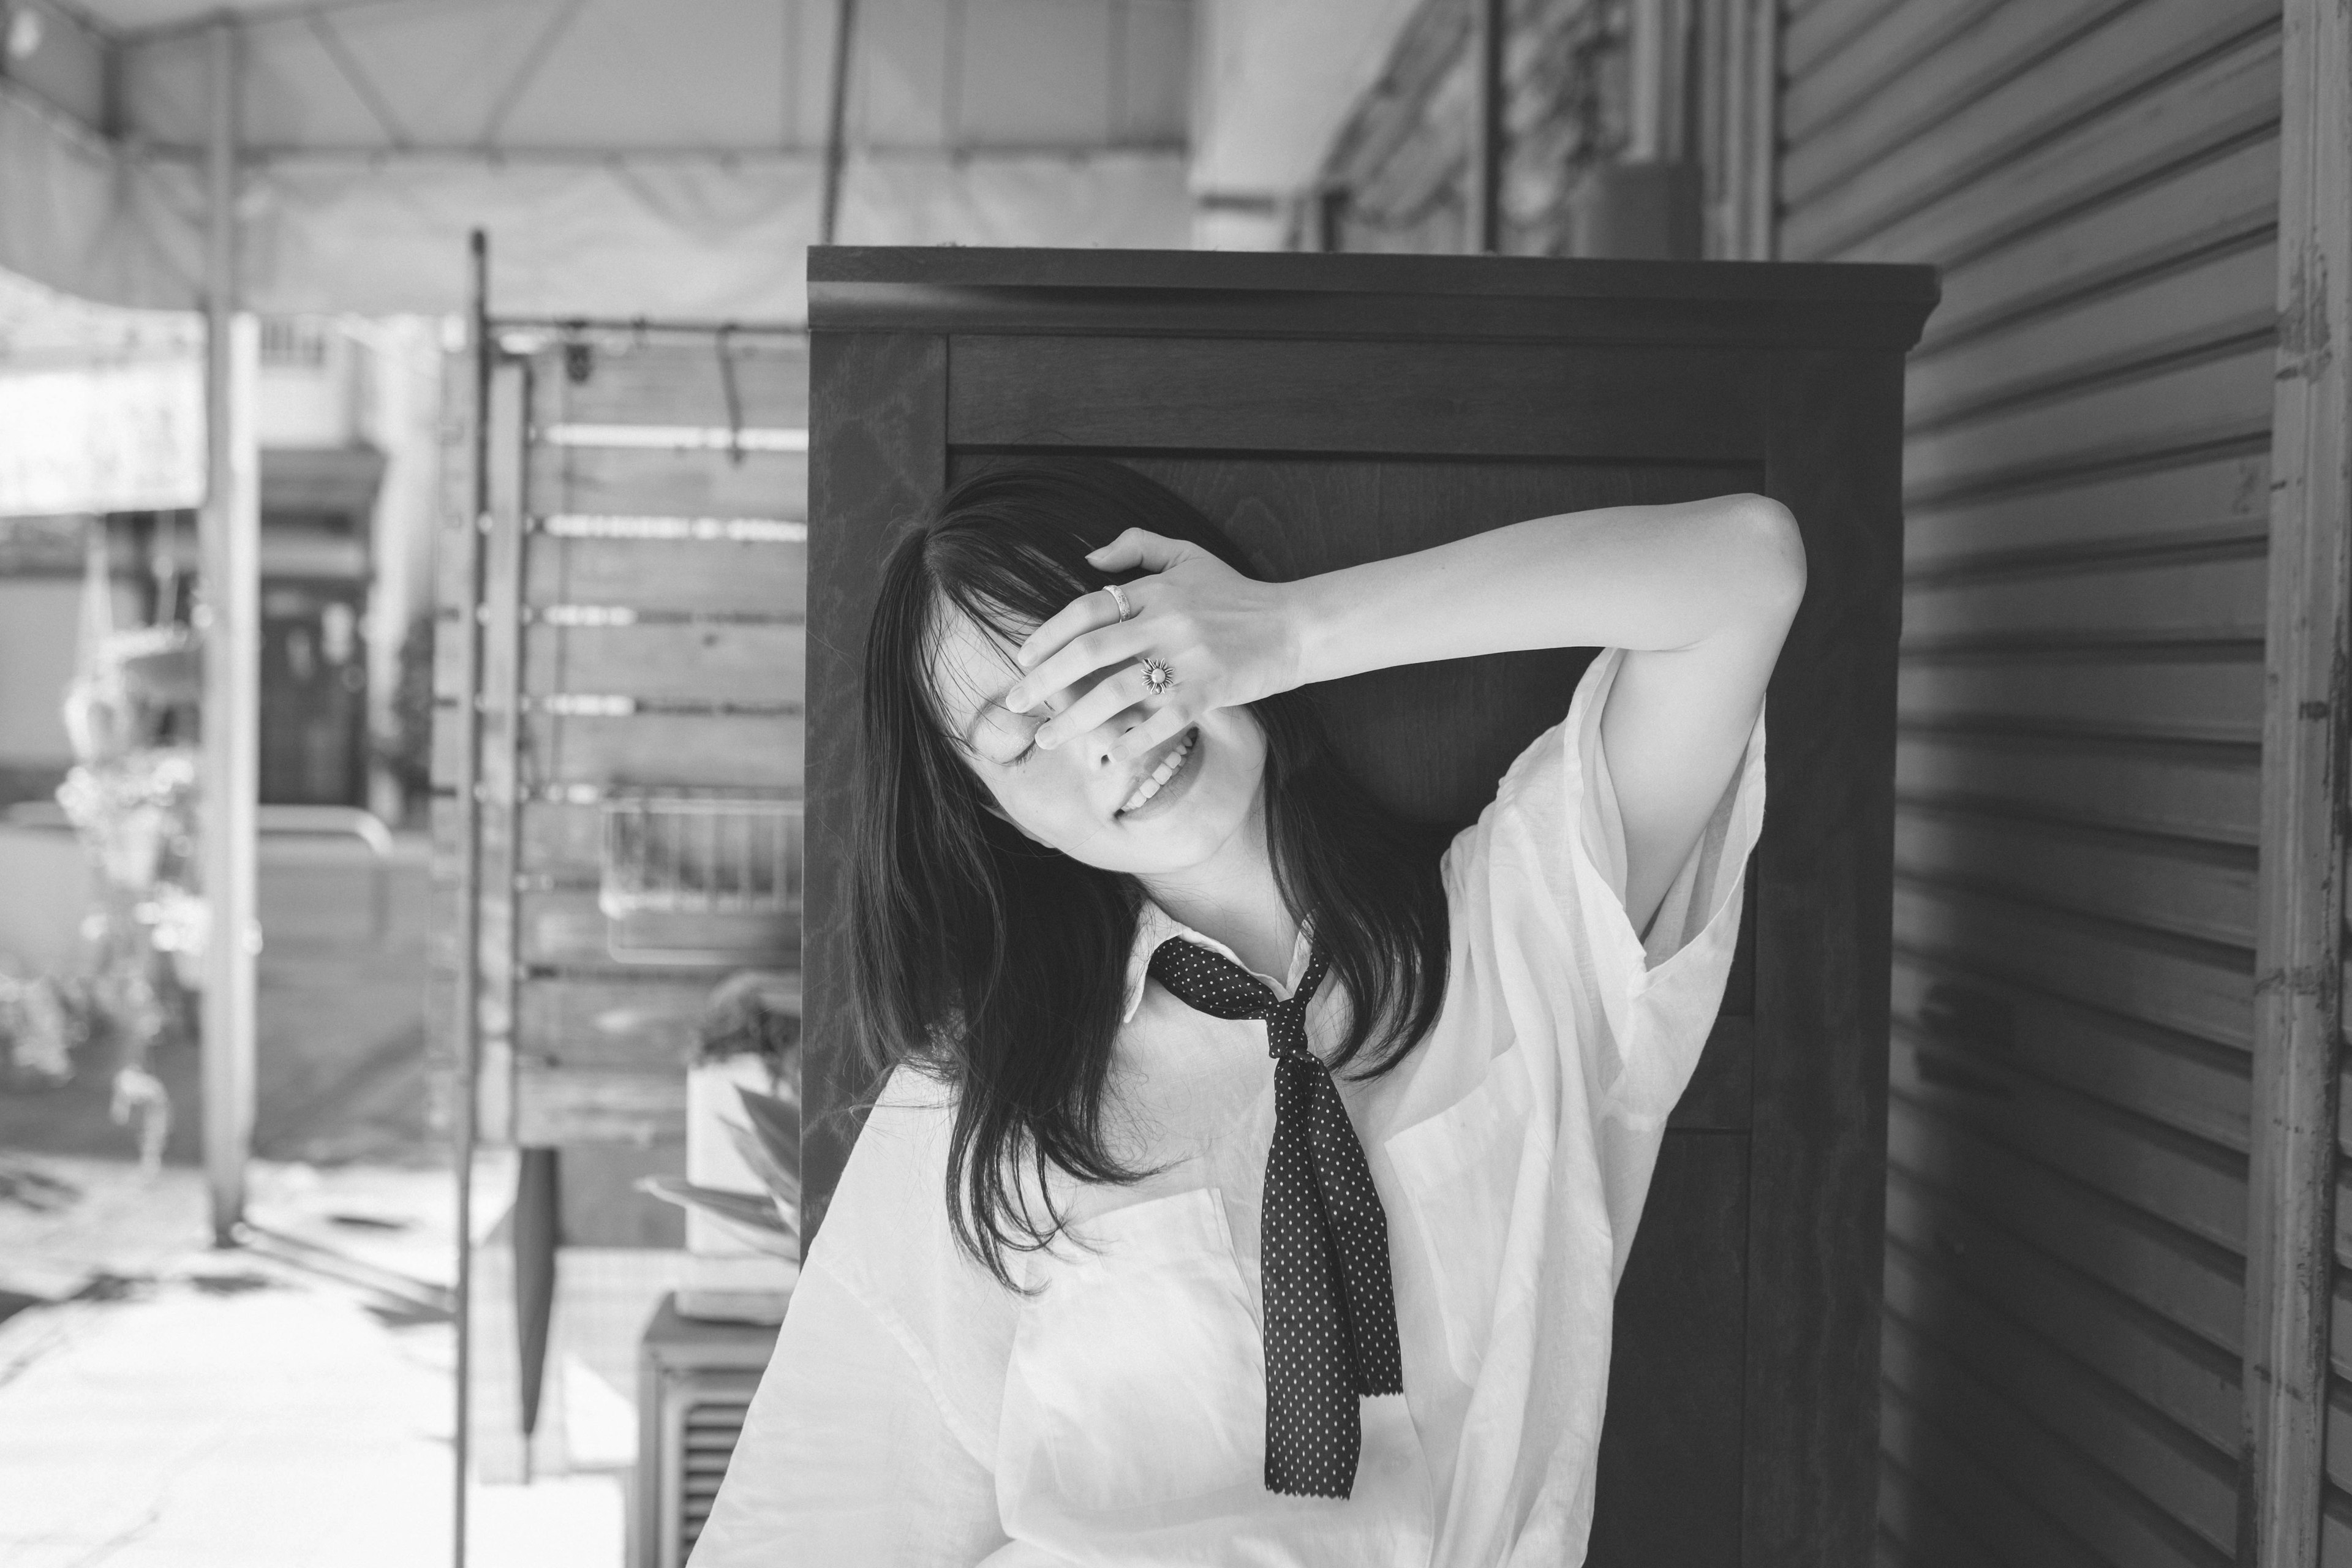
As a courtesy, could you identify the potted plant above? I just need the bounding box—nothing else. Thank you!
[638,969,801,1324]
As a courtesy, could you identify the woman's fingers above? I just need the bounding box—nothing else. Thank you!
[1009,623,1142,715]
[1014,585,1128,675]
[1036,662,1164,750]
[1084,529,1186,576]
[1106,704,1189,766]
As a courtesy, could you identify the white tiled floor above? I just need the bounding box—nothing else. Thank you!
[0,1155,617,1568]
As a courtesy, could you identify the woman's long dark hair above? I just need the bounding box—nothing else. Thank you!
[849,458,1452,1287]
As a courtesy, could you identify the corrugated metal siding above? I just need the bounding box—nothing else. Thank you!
[1776,2,2282,1562]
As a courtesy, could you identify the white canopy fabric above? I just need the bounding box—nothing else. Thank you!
[1191,0,1422,202]
[0,265,204,515]
[1,0,1193,320]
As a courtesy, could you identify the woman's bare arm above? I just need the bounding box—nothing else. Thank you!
[1286,495,1804,932]
[1011,494,1804,935]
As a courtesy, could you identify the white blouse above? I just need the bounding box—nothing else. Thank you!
[690,646,1768,1567]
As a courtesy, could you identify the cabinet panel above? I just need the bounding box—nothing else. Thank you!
[809,248,1931,1568]
[951,334,1768,461]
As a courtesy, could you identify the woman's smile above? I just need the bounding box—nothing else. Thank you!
[1115,726,1202,820]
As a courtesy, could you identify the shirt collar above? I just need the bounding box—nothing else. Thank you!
[1120,900,1316,1023]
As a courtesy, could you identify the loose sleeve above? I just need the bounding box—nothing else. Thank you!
[688,1258,1004,1567]
[1564,646,1766,1126]
[689,1068,1019,1567]
[1459,647,1766,1131]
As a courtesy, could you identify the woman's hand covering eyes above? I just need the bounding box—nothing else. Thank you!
[1003,529,1303,764]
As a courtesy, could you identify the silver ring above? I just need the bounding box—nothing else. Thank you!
[1101,582,1135,622]
[1140,656,1177,696]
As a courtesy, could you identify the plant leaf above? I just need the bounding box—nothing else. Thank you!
[733,1085,802,1200]
[720,1115,801,1213]
[635,1175,799,1259]
[637,1174,790,1236]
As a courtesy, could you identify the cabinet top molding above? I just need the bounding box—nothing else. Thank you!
[808,246,1940,350]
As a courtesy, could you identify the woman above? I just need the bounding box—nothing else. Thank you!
[693,458,1800,1565]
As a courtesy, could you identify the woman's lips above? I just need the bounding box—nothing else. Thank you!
[1117,728,1200,819]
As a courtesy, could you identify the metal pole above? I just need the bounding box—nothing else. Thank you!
[452,227,494,1568]
[199,12,258,1250]
[1466,0,1504,254]
[819,0,859,246]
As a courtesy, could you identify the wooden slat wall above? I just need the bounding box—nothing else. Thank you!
[1776,3,2282,1562]
[428,335,807,1149]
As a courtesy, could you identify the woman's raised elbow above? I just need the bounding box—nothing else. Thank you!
[1722,493,1807,612]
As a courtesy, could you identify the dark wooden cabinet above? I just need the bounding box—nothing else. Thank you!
[802,247,1935,1565]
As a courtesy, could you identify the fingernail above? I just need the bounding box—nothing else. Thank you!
[1005,686,1028,712]
[1036,728,1057,750]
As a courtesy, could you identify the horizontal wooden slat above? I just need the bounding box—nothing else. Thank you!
[1822,21,2282,270]
[428,888,799,974]
[946,334,1769,461]
[1894,880,2253,1050]
[1903,451,2269,575]
[1904,344,2277,502]
[437,533,809,616]
[1890,951,2252,1153]
[516,973,717,1069]
[529,622,804,704]
[1897,731,2259,846]
[1898,647,2264,748]
[1907,241,2276,429]
[529,447,807,519]
[540,341,807,430]
[522,889,800,970]
[437,798,596,882]
[514,1066,687,1145]
[1888,1101,2244,1353]
[1923,137,2278,351]
[435,623,806,705]
[1885,1185,2243,1455]
[433,710,802,791]
[1880,1310,2234,1564]
[1890,1041,2246,1253]
[1782,0,2007,143]
[1784,0,2276,255]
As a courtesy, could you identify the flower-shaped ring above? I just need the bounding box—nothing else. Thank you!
[1140,657,1177,696]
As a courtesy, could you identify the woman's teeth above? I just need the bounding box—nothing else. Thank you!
[1120,731,1196,814]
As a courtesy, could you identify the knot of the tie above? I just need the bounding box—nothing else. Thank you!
[1261,951,1327,1060]
[1145,937,1330,1060]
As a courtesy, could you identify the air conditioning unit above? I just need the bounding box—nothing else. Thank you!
[632,1295,778,1568]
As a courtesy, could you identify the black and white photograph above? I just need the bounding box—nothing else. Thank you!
[0,2,2344,1565]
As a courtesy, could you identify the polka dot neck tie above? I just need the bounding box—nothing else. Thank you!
[1145,937,1404,1500]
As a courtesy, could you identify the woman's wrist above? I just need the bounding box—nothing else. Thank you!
[1280,570,1357,693]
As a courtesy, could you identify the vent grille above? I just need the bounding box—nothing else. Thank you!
[678,1394,753,1562]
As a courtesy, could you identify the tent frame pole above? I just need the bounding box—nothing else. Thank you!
[451,227,495,1568]
[819,0,858,246]
[198,12,258,1251]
